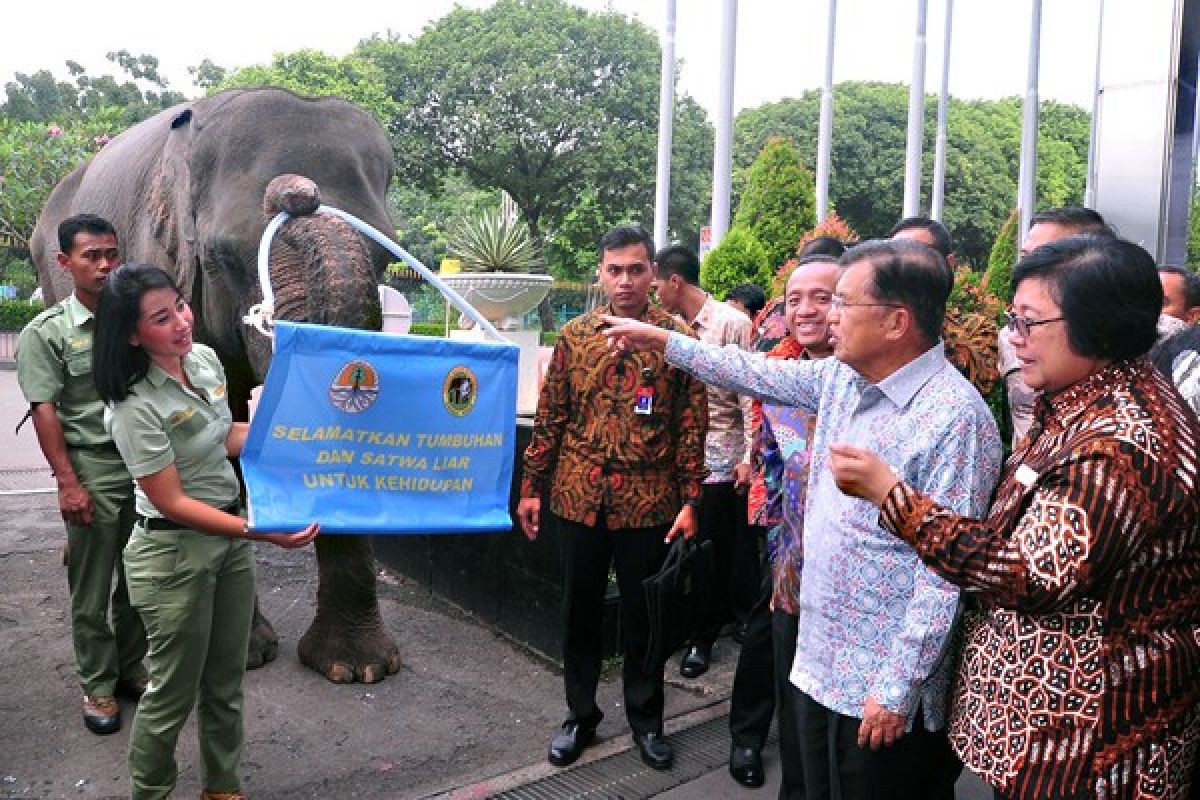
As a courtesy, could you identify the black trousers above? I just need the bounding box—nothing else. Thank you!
[558,514,669,736]
[694,481,758,645]
[728,547,805,799]
[790,690,961,800]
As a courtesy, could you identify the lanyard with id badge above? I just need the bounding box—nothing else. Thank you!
[635,366,655,415]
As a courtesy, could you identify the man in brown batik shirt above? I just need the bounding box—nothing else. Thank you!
[518,224,708,772]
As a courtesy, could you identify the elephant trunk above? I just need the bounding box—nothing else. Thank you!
[263,175,382,333]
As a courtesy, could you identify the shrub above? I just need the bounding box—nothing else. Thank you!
[700,227,773,299]
[733,137,817,269]
[985,208,1019,304]
[0,298,45,331]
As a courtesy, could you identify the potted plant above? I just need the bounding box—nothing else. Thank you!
[441,208,553,329]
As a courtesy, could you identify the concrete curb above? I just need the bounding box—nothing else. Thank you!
[421,698,733,800]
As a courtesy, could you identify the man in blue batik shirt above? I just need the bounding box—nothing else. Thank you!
[603,239,1002,800]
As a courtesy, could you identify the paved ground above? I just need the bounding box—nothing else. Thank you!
[0,367,992,799]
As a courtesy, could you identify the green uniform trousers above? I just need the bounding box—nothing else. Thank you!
[65,448,146,696]
[124,526,256,800]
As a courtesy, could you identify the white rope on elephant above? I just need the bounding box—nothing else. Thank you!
[245,205,504,342]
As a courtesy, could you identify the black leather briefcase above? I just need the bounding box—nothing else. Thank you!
[642,535,715,673]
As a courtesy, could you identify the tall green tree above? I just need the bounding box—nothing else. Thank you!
[985,208,1020,303]
[733,137,816,268]
[359,0,662,252]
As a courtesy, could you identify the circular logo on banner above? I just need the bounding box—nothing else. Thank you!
[442,365,478,417]
[329,360,380,414]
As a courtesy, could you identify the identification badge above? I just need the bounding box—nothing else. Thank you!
[635,386,654,415]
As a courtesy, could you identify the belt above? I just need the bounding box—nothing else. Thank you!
[139,504,240,531]
[70,441,120,453]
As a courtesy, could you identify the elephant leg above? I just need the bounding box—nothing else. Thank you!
[246,596,279,669]
[298,535,401,684]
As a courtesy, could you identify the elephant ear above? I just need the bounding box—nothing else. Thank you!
[150,107,199,298]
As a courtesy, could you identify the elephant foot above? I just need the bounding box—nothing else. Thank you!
[297,617,400,684]
[246,597,279,670]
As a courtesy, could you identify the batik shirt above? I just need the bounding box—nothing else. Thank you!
[665,335,1002,728]
[521,304,708,529]
[880,358,1200,799]
[689,296,753,483]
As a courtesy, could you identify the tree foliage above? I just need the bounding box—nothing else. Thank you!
[218,50,398,123]
[700,227,772,299]
[0,111,122,251]
[732,82,1090,266]
[734,137,816,269]
[2,51,186,125]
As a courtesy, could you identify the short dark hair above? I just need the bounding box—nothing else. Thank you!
[599,225,654,262]
[841,239,951,345]
[888,216,953,258]
[1158,264,1200,310]
[1013,235,1160,361]
[725,282,767,315]
[93,263,183,405]
[655,244,701,285]
[1029,207,1114,237]
[58,214,117,254]
[799,236,846,259]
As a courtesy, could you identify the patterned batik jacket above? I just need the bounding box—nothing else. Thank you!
[521,303,708,530]
[880,358,1200,800]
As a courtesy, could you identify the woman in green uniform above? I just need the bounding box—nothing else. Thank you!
[93,263,319,800]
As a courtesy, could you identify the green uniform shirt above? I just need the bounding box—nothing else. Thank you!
[16,294,113,448]
[107,344,240,518]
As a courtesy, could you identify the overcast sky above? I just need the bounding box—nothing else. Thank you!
[2,0,1102,119]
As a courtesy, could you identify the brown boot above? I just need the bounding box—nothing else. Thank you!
[201,792,247,800]
[82,694,120,735]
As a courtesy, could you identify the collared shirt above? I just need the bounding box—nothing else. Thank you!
[107,345,240,518]
[880,358,1200,800]
[689,295,753,482]
[521,304,708,530]
[16,293,114,448]
[665,335,1002,728]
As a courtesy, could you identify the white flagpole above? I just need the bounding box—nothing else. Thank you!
[902,0,929,217]
[711,0,738,246]
[1084,0,1104,208]
[815,0,838,223]
[931,0,954,221]
[1017,0,1043,242]
[653,0,677,247]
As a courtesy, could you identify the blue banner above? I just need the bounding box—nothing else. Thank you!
[241,321,518,534]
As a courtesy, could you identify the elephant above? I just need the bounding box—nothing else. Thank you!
[32,87,403,683]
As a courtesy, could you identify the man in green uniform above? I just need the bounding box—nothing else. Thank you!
[17,214,147,734]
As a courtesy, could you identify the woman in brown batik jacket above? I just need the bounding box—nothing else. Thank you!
[830,235,1199,800]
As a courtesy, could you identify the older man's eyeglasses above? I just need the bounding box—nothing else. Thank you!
[830,295,903,311]
[1004,310,1065,338]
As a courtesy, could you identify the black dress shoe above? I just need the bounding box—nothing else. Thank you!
[679,644,711,679]
[729,746,765,788]
[82,695,121,735]
[633,731,674,770]
[547,712,602,767]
